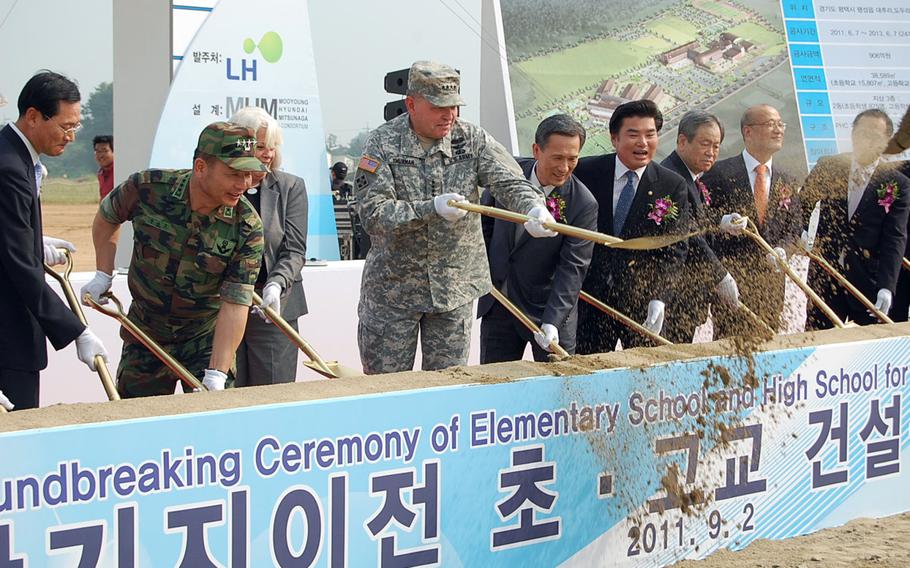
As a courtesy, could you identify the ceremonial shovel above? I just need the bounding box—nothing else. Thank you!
[252,292,360,379]
[742,220,845,328]
[449,200,692,250]
[44,249,120,400]
[84,293,206,391]
[578,291,672,346]
[488,288,570,360]
[902,257,910,273]
[802,246,892,324]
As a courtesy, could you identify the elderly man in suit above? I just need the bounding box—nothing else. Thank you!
[660,110,739,343]
[573,99,691,353]
[701,104,803,336]
[478,114,598,362]
[801,109,910,328]
[0,71,107,410]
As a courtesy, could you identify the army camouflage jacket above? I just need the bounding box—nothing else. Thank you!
[100,169,263,339]
[354,115,544,312]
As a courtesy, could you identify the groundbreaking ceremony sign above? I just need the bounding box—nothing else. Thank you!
[1,335,908,566]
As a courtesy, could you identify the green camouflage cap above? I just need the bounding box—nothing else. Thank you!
[407,60,465,107]
[196,122,268,172]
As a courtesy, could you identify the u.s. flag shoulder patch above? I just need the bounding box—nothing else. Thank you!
[358,155,382,174]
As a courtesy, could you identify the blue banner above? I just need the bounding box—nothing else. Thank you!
[1,336,909,566]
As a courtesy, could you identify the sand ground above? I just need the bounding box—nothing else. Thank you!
[672,514,910,567]
[43,203,97,272]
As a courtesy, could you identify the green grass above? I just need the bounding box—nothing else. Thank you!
[647,16,699,45]
[631,34,674,51]
[728,22,785,50]
[693,0,743,21]
[41,178,100,205]
[514,37,657,105]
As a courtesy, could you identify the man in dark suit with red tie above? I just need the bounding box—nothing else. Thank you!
[800,109,910,328]
[478,114,598,362]
[660,110,740,343]
[0,72,108,410]
[701,104,803,337]
[572,99,690,353]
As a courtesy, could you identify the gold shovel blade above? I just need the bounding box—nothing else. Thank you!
[303,360,361,379]
[606,231,696,250]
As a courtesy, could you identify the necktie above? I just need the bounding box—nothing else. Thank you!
[614,170,636,235]
[754,164,768,225]
[847,168,866,219]
[34,160,44,193]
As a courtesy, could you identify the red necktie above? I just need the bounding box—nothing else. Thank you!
[754,164,768,225]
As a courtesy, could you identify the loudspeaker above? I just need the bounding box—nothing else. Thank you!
[384,68,410,95]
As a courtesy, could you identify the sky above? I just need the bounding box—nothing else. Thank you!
[0,0,112,122]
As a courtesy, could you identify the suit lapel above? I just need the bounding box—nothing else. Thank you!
[853,169,893,225]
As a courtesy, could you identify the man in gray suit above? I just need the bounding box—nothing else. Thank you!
[478,114,598,362]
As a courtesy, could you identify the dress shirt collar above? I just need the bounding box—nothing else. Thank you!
[742,149,772,176]
[850,156,879,185]
[8,122,40,166]
[615,157,647,182]
[531,162,556,197]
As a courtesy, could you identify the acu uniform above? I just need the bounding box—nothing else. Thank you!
[100,169,263,396]
[354,114,543,374]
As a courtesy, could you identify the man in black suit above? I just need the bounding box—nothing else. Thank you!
[883,105,910,321]
[660,110,740,343]
[478,114,597,362]
[0,72,108,410]
[573,99,690,353]
[701,104,803,337]
[801,109,910,328]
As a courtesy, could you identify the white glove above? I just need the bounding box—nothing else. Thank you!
[643,299,665,335]
[524,206,558,238]
[719,213,748,235]
[80,270,114,306]
[0,390,13,411]
[434,193,468,222]
[42,236,76,267]
[202,369,227,391]
[74,328,108,372]
[765,247,787,272]
[874,288,893,315]
[799,229,814,253]
[253,282,282,323]
[533,323,559,352]
[715,273,740,306]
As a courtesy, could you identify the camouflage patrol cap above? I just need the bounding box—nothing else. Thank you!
[407,60,465,107]
[195,122,268,172]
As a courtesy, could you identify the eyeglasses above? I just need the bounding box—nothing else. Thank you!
[42,114,83,138]
[747,120,787,130]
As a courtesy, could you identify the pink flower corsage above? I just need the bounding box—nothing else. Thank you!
[647,196,679,225]
[877,181,899,213]
[546,194,566,222]
[777,184,792,211]
[696,179,711,206]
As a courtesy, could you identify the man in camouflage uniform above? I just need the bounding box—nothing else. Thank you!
[354,60,557,374]
[81,122,266,397]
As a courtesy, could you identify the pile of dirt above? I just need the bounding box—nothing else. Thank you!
[672,513,910,567]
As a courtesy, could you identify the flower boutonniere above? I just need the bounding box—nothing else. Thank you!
[876,181,900,213]
[696,179,711,206]
[546,194,567,222]
[777,183,792,211]
[647,196,679,225]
